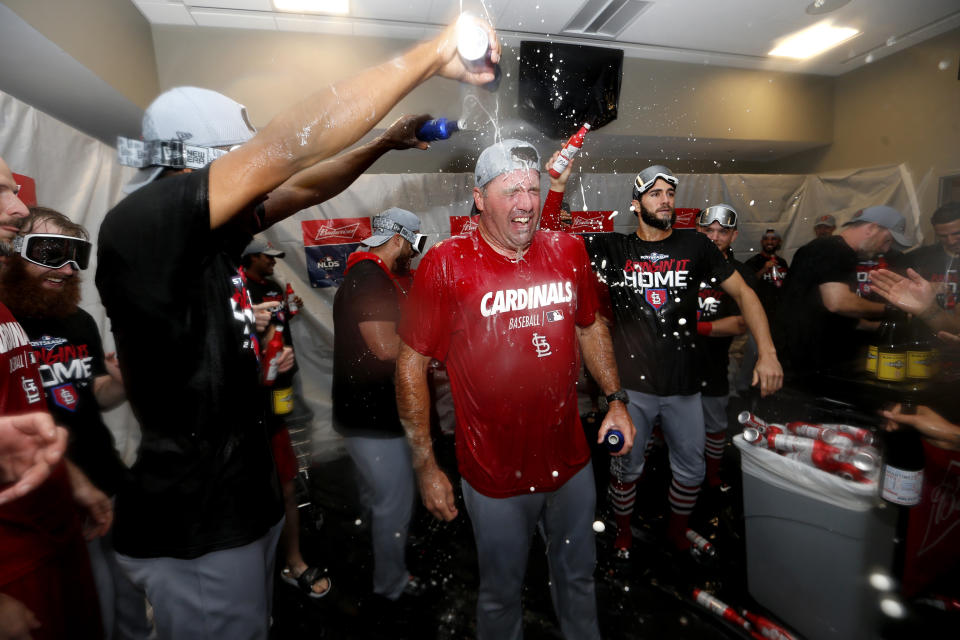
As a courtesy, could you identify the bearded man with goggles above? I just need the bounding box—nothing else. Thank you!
[540,163,782,559]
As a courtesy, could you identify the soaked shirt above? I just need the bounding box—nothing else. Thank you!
[583,229,734,396]
[333,254,403,437]
[18,310,127,496]
[96,167,282,559]
[400,229,598,498]
[0,302,81,588]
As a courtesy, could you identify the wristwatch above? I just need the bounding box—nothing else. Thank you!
[605,389,629,405]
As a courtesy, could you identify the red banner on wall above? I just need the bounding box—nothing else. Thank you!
[568,210,614,233]
[12,173,37,207]
[449,216,479,236]
[674,207,701,229]
[450,211,615,236]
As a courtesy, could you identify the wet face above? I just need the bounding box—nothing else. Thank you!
[698,221,738,254]
[934,218,960,257]
[0,158,29,251]
[635,178,676,231]
[814,224,835,238]
[0,218,82,318]
[761,234,781,253]
[475,168,541,254]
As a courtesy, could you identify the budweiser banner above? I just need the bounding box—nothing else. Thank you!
[301,218,371,288]
[449,215,479,236]
[449,211,614,236]
[568,210,614,233]
[674,207,701,230]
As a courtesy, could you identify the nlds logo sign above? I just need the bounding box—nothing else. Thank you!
[302,217,372,288]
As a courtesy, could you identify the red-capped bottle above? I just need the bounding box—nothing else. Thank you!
[262,324,285,386]
[549,123,591,178]
[285,283,299,316]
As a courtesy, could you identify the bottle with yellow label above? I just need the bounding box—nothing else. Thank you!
[876,312,907,382]
[906,321,938,380]
[865,319,885,375]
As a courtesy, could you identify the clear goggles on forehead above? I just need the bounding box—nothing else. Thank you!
[634,170,678,199]
[371,217,428,255]
[12,233,92,270]
[697,205,738,229]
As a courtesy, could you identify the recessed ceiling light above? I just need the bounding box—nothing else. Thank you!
[273,0,349,15]
[768,22,859,59]
[806,0,852,16]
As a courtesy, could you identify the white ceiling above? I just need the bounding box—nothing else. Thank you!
[130,0,960,76]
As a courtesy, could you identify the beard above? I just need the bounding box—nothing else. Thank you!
[640,204,676,231]
[0,256,81,319]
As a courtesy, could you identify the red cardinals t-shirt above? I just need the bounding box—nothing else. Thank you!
[0,303,80,587]
[400,229,599,498]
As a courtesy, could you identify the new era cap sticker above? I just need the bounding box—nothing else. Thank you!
[645,288,667,310]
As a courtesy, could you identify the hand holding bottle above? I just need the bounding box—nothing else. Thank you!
[883,403,960,452]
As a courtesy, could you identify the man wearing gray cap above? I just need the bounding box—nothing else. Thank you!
[777,205,912,374]
[96,15,500,638]
[814,214,837,238]
[396,140,634,640]
[332,208,426,609]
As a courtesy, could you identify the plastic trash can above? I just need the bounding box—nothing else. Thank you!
[735,434,897,640]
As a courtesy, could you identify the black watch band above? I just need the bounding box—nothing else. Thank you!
[606,389,629,405]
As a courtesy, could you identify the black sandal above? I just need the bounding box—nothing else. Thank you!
[280,566,332,599]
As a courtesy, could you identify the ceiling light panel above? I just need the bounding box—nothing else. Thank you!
[273,0,349,14]
[183,1,273,9]
[349,0,433,23]
[768,22,859,59]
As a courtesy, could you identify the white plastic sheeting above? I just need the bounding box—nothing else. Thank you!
[0,90,140,461]
[734,434,877,511]
[1,90,922,461]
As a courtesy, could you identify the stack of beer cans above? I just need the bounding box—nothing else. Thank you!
[739,412,879,484]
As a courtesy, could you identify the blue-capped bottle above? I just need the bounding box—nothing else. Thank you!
[416,118,462,142]
[605,429,625,453]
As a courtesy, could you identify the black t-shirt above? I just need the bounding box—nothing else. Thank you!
[903,244,958,310]
[332,257,403,437]
[744,252,788,318]
[695,256,755,397]
[17,309,128,496]
[775,236,860,375]
[583,229,735,396]
[96,167,282,559]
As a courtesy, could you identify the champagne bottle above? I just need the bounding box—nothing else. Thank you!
[880,424,924,506]
[416,118,462,142]
[877,311,907,382]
